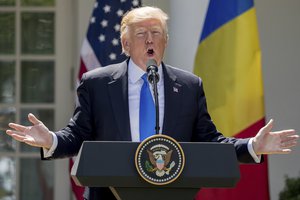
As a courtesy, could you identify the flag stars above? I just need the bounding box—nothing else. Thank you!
[100,20,108,27]
[116,9,124,17]
[94,2,98,8]
[109,53,117,60]
[121,0,126,2]
[112,38,119,46]
[103,5,111,13]
[98,34,105,42]
[114,24,120,32]
[90,16,96,24]
[132,0,139,6]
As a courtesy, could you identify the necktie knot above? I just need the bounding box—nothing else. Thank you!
[141,73,148,83]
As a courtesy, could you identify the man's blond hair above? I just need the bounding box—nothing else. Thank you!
[120,6,169,55]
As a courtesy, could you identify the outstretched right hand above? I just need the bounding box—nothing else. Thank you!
[6,113,53,149]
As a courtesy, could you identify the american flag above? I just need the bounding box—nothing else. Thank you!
[72,1,141,199]
[78,0,141,79]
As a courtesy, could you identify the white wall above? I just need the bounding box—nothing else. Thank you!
[77,1,300,200]
[255,1,300,199]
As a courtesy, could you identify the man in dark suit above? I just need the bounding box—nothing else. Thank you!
[6,6,298,200]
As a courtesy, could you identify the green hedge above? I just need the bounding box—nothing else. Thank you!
[279,175,300,200]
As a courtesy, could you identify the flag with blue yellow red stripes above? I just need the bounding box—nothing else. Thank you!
[194,0,269,199]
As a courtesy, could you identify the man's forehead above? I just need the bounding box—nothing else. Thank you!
[131,19,163,29]
[134,25,163,31]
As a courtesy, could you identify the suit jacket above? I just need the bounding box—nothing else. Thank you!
[45,59,256,199]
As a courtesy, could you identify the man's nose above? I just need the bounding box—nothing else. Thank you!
[146,32,153,44]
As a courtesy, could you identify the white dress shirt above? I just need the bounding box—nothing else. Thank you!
[128,59,164,142]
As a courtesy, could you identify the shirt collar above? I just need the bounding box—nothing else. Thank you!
[128,58,163,84]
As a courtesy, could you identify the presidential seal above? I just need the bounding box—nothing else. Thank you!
[135,134,185,185]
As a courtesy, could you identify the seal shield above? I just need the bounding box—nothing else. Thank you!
[135,134,185,185]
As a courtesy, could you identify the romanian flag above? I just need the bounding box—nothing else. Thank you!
[194,0,269,199]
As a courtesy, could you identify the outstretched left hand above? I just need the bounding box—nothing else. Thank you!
[252,119,299,155]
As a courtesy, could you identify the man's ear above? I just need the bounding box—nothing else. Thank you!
[124,41,129,48]
[165,34,169,48]
[122,38,130,53]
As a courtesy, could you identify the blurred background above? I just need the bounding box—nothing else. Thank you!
[0,0,299,199]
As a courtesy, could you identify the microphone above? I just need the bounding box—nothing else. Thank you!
[146,59,160,135]
[146,59,160,84]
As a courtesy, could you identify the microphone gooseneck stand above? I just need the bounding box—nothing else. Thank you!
[146,59,160,135]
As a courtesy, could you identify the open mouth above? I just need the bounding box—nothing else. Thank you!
[147,48,154,56]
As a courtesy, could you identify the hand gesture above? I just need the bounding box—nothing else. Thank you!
[252,119,299,155]
[6,113,53,149]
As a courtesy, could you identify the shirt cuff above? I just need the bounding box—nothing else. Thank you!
[248,137,261,163]
[42,131,58,158]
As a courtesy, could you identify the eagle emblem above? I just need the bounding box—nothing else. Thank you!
[146,145,176,177]
[135,135,185,185]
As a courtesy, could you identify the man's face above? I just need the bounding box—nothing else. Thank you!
[122,19,168,71]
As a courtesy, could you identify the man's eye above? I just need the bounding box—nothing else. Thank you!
[136,32,145,37]
[152,31,162,36]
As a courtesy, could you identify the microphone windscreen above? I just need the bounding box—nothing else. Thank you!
[146,59,157,68]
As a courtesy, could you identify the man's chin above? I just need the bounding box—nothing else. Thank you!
[146,56,161,65]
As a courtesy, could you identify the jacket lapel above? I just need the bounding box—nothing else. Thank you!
[162,64,183,137]
[107,60,132,141]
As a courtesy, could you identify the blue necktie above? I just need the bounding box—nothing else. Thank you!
[139,74,155,141]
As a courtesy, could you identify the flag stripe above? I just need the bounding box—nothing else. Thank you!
[80,38,102,72]
[200,0,254,41]
[235,117,265,138]
[69,159,84,200]
[78,59,87,80]
[195,7,264,136]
